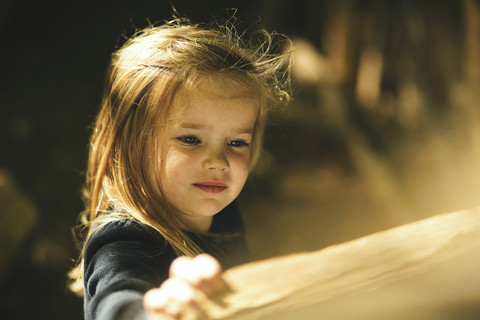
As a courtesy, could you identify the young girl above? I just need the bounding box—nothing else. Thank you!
[69,18,291,320]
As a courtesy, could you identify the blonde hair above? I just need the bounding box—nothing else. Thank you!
[69,18,292,295]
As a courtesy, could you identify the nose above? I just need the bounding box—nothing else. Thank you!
[203,146,229,172]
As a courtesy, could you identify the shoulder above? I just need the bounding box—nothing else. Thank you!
[84,219,169,265]
[89,219,163,243]
[83,219,173,318]
[83,219,175,294]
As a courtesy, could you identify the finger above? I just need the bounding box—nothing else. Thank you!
[144,289,176,320]
[190,255,233,302]
[169,256,198,284]
[144,278,195,317]
[191,254,222,281]
[145,307,175,320]
[169,255,232,302]
[171,254,222,286]
[144,282,208,319]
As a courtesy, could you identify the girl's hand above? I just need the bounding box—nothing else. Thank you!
[143,254,226,320]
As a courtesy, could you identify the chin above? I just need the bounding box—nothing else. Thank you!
[197,207,224,217]
[196,203,228,217]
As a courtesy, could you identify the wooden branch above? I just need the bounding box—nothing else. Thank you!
[203,207,480,319]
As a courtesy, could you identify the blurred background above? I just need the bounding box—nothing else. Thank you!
[1,0,479,319]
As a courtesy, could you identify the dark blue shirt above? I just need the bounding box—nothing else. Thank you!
[83,202,250,320]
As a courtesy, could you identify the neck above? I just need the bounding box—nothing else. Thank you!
[179,214,213,234]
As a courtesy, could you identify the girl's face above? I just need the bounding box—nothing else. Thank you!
[159,80,259,233]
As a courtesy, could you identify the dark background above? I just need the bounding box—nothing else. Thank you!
[1,1,480,319]
[0,2,261,319]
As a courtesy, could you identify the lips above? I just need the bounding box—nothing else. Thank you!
[193,182,227,194]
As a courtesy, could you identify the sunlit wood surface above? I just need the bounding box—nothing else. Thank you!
[202,207,480,319]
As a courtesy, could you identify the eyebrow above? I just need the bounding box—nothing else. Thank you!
[178,122,254,134]
[179,122,204,129]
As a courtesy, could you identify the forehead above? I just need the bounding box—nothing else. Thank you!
[186,73,258,99]
[170,75,260,121]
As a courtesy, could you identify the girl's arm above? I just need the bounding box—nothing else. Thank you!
[84,219,173,320]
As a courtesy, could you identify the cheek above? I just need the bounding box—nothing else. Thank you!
[232,153,251,184]
[162,150,192,181]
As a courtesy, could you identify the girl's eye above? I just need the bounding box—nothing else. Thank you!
[177,136,201,145]
[228,140,249,147]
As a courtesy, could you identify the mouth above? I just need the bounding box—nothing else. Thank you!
[193,182,227,194]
